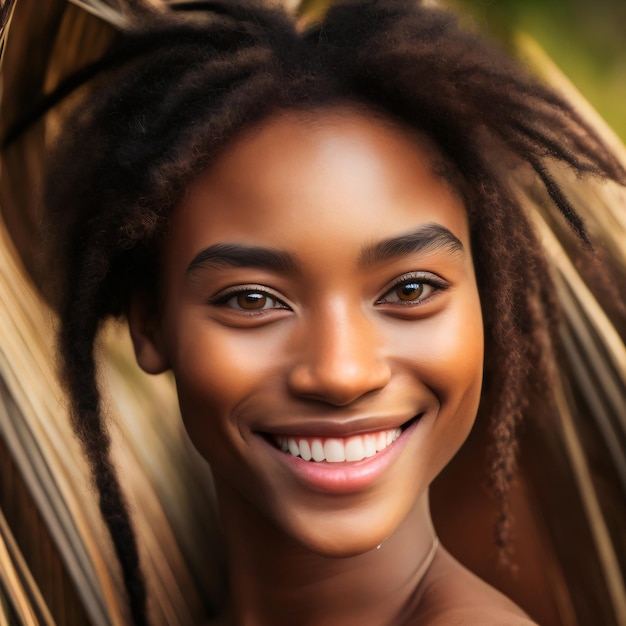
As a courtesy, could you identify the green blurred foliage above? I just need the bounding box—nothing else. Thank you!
[448,0,626,141]
[298,0,626,141]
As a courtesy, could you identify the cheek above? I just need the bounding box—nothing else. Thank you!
[423,306,484,403]
[391,295,484,461]
[167,318,286,457]
[428,298,484,461]
[393,295,483,390]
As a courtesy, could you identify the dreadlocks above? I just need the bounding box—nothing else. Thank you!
[42,1,626,623]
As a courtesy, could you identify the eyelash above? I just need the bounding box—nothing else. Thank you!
[376,272,448,306]
[210,272,448,314]
[209,284,290,313]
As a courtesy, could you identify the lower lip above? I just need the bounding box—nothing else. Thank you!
[262,418,422,494]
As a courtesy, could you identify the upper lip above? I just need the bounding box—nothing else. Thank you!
[254,414,421,438]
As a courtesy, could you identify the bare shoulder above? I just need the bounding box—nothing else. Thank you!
[409,547,538,626]
[411,607,537,626]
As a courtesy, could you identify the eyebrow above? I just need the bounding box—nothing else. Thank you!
[358,223,464,267]
[186,242,296,276]
[186,223,464,277]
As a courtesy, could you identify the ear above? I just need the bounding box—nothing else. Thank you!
[127,293,171,374]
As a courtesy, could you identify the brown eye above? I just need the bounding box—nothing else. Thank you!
[237,292,268,310]
[377,274,443,306]
[212,287,289,313]
[396,282,423,301]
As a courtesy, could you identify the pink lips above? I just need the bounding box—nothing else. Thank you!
[264,417,421,494]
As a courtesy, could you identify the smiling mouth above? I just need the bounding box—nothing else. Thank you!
[270,415,421,463]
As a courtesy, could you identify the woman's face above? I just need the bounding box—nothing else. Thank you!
[131,109,484,556]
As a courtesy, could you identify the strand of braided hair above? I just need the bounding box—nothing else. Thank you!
[39,1,626,623]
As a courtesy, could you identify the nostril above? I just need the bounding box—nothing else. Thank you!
[287,359,391,406]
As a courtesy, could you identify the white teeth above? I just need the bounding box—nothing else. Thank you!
[276,427,404,463]
[345,436,365,462]
[299,439,312,461]
[363,434,377,458]
[288,438,300,457]
[311,439,325,462]
[324,439,346,463]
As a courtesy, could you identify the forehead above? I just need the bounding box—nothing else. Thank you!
[165,108,470,268]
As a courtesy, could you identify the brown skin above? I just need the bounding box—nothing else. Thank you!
[129,110,535,625]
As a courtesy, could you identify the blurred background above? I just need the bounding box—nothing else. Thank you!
[1,1,624,625]
[302,0,626,140]
[449,0,626,141]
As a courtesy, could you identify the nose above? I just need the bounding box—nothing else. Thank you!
[287,303,391,406]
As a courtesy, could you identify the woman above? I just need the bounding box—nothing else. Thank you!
[42,0,626,624]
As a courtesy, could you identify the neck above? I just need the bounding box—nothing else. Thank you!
[215,483,438,626]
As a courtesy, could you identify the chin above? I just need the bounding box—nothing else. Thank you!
[275,502,408,560]
[291,530,386,559]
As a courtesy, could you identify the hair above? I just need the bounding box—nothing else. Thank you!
[34,0,626,623]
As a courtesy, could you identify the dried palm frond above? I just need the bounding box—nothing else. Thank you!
[0,2,224,623]
[0,507,55,626]
[0,2,624,625]
[509,34,626,626]
[0,208,127,624]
